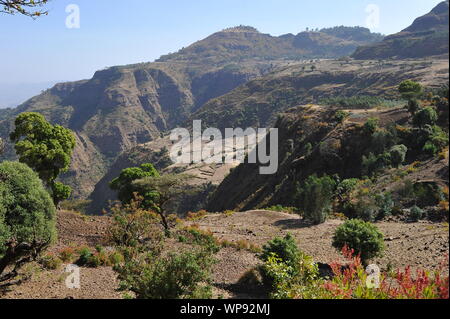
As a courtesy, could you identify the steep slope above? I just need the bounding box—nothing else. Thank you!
[0,60,276,197]
[0,25,385,198]
[206,102,449,212]
[192,58,449,132]
[353,1,449,59]
[91,57,448,213]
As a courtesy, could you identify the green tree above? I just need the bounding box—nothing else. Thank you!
[413,107,438,128]
[406,99,421,115]
[298,175,336,224]
[389,144,408,167]
[398,80,423,100]
[332,219,384,264]
[363,117,379,135]
[0,161,56,285]
[110,163,160,205]
[132,174,189,234]
[9,112,76,206]
[0,0,49,17]
[0,137,4,155]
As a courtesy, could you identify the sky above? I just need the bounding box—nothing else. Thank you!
[0,0,443,107]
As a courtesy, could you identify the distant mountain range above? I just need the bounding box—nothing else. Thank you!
[353,1,449,59]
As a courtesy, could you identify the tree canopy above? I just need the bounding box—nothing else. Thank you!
[0,161,56,285]
[10,112,76,205]
[0,0,49,17]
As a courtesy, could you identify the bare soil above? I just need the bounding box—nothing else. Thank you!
[1,210,448,299]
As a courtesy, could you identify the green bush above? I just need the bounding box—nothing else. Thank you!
[398,80,423,100]
[115,249,215,299]
[259,234,319,298]
[332,219,384,264]
[0,161,57,283]
[409,206,424,222]
[260,234,300,269]
[389,145,408,167]
[413,107,438,128]
[297,175,336,224]
[363,118,379,135]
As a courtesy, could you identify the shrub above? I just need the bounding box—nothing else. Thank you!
[409,206,424,222]
[298,175,336,224]
[363,118,379,135]
[334,110,349,123]
[115,249,215,299]
[39,254,63,270]
[259,234,320,296]
[260,234,300,269]
[107,198,163,250]
[413,107,438,128]
[389,145,408,167]
[59,247,76,263]
[406,99,420,114]
[398,80,423,100]
[0,161,57,284]
[332,219,384,264]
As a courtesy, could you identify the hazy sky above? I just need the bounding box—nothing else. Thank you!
[0,0,443,86]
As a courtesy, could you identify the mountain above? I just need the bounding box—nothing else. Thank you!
[88,57,449,213]
[206,102,449,213]
[0,25,383,198]
[158,26,383,63]
[191,58,449,132]
[353,1,449,59]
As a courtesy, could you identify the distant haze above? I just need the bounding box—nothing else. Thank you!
[0,81,59,109]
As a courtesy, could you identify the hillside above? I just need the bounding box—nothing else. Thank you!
[192,58,449,131]
[206,102,449,212]
[352,1,449,59]
[0,26,383,199]
[1,210,447,299]
[158,26,383,63]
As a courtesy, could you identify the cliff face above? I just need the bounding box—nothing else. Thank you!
[0,62,270,197]
[353,1,449,59]
[0,25,384,198]
[192,59,449,132]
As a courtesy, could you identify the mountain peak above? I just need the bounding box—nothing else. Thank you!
[220,25,260,33]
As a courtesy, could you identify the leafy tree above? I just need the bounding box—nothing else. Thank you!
[0,161,56,285]
[298,175,336,224]
[110,163,160,205]
[363,117,379,135]
[389,144,408,167]
[409,206,424,222]
[0,137,4,155]
[398,80,423,100]
[132,174,190,234]
[406,99,420,115]
[413,107,438,128]
[0,0,49,17]
[332,219,384,264]
[9,112,76,206]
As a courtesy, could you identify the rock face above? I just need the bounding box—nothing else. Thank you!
[0,25,383,198]
[192,58,449,132]
[353,1,449,59]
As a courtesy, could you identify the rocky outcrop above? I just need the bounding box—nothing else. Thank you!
[353,1,449,59]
